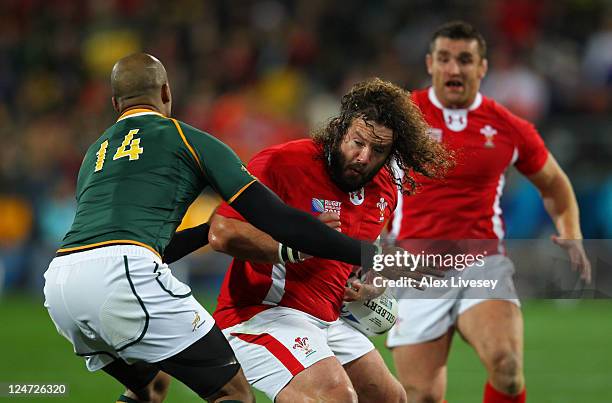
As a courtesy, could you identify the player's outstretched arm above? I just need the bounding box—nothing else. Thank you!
[228,181,375,266]
[527,153,591,283]
[209,211,340,263]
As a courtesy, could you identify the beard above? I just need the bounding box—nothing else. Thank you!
[327,145,382,193]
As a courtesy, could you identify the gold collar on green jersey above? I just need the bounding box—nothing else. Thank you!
[117,108,165,122]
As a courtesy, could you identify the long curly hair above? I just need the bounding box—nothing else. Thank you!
[312,78,453,194]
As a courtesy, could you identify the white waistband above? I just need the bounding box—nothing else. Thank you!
[52,245,162,266]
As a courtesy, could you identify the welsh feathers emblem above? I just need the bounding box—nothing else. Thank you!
[292,336,315,356]
[349,188,365,205]
[480,125,497,148]
[377,197,388,222]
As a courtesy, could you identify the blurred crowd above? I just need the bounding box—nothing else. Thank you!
[1,0,611,291]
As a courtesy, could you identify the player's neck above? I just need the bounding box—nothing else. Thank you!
[429,87,481,111]
[119,103,165,117]
[443,101,472,109]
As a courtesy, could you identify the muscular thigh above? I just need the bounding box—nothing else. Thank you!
[328,320,397,400]
[277,357,353,403]
[344,349,401,401]
[391,328,453,396]
[456,300,523,369]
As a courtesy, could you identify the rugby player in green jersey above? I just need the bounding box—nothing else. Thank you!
[43,53,393,403]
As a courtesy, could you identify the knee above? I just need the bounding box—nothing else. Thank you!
[487,349,523,395]
[359,378,406,403]
[129,372,171,403]
[232,381,255,403]
[301,378,357,403]
[400,382,444,403]
[322,383,358,403]
[207,369,255,403]
[387,380,408,403]
[150,372,171,402]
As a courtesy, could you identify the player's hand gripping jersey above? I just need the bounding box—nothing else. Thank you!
[390,88,549,249]
[214,139,397,327]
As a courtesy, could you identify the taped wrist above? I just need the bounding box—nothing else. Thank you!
[278,243,304,264]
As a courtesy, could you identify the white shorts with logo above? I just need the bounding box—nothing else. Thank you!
[43,245,214,371]
[222,306,374,400]
[387,255,520,347]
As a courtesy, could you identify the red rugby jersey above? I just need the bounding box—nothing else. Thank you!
[390,88,549,253]
[214,139,397,328]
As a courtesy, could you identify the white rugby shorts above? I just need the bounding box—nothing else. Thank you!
[43,245,214,371]
[387,254,520,347]
[222,306,374,400]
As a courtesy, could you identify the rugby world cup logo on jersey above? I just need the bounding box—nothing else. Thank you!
[377,197,388,222]
[480,125,497,148]
[311,198,342,215]
[349,187,365,205]
[293,337,315,357]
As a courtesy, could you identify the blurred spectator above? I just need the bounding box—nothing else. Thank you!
[0,195,33,288]
[0,196,32,248]
[482,47,550,122]
[582,12,612,112]
[583,13,612,86]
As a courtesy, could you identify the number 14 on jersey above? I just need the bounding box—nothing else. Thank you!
[95,129,144,172]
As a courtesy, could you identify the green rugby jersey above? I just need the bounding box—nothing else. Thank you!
[60,108,255,257]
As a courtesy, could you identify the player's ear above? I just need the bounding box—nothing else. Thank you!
[111,96,120,113]
[426,53,433,75]
[478,58,488,80]
[161,83,171,104]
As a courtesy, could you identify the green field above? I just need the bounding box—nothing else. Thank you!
[1,294,610,402]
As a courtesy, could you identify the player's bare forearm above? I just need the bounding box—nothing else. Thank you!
[541,175,582,239]
[529,154,591,282]
[528,154,582,239]
[208,213,280,263]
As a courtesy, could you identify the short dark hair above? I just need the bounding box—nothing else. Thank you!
[429,21,487,59]
[312,78,453,195]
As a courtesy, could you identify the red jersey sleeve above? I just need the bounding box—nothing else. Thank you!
[506,109,549,175]
[216,147,285,221]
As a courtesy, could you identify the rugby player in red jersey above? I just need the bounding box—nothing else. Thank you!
[387,21,591,403]
[208,78,452,402]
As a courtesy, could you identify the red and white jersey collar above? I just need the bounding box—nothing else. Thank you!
[427,86,483,112]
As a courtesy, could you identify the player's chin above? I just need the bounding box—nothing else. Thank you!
[342,175,364,190]
[444,87,465,97]
[343,170,362,181]
[444,91,468,106]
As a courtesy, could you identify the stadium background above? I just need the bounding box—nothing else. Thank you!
[0,0,610,401]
